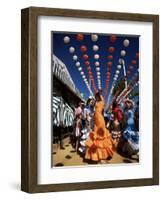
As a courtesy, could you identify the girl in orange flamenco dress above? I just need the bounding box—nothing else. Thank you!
[85,90,115,162]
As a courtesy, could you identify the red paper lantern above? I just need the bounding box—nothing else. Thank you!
[76,34,84,41]
[108,55,113,60]
[88,71,92,75]
[127,70,131,75]
[107,61,112,67]
[85,61,90,67]
[108,47,115,53]
[136,52,139,59]
[129,65,134,70]
[83,54,89,60]
[110,35,117,43]
[87,66,91,71]
[131,60,137,65]
[80,45,87,52]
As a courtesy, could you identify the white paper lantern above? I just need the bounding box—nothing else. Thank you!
[94,54,100,60]
[115,74,118,78]
[69,46,75,53]
[73,55,78,61]
[113,77,117,81]
[96,67,100,71]
[82,75,86,79]
[63,36,70,44]
[95,61,100,66]
[123,39,130,47]
[117,65,122,70]
[78,67,82,71]
[119,58,124,65]
[116,70,120,74]
[76,62,80,67]
[97,71,101,75]
[93,45,99,51]
[80,71,84,75]
[120,50,126,57]
[91,34,98,42]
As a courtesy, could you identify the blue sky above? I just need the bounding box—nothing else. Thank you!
[52,32,139,104]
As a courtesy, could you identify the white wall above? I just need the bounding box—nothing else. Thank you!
[0,0,162,199]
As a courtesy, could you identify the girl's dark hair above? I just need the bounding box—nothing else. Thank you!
[95,92,101,101]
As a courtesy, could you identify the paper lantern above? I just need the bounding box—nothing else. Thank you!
[107,62,112,67]
[76,62,80,67]
[80,71,84,75]
[73,55,78,61]
[85,61,90,67]
[129,65,134,70]
[76,33,84,41]
[108,47,115,53]
[96,67,100,71]
[87,66,91,71]
[131,60,137,65]
[110,35,117,43]
[83,54,89,60]
[82,75,86,79]
[80,45,87,52]
[97,72,100,75]
[120,50,126,57]
[63,36,70,44]
[127,70,130,75]
[115,74,118,78]
[113,77,117,81]
[123,39,130,47]
[117,65,121,70]
[119,58,124,65]
[136,52,139,59]
[78,67,82,71]
[93,45,99,51]
[95,61,100,66]
[69,46,75,53]
[116,70,120,74]
[91,34,98,42]
[94,54,100,60]
[108,55,113,60]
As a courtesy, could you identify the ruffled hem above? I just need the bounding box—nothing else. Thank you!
[85,146,114,161]
[85,133,115,161]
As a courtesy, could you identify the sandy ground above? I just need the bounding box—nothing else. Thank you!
[52,136,139,167]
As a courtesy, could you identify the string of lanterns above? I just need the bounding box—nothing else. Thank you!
[107,39,130,105]
[104,35,117,98]
[80,43,97,93]
[64,36,93,96]
[126,52,139,79]
[91,34,102,90]
[64,34,138,104]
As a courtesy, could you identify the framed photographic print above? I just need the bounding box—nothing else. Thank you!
[21,7,159,193]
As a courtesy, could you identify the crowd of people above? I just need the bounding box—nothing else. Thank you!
[72,90,139,163]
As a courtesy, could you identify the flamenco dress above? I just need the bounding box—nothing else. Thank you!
[122,109,139,155]
[85,100,115,161]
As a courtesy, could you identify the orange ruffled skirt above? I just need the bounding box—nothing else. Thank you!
[85,127,115,161]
